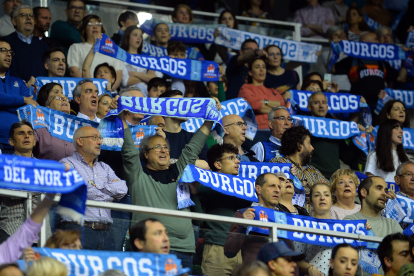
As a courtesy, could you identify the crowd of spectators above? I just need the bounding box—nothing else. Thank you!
[0,0,414,275]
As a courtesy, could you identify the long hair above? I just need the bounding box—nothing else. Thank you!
[346,7,370,32]
[37,82,62,107]
[120,26,143,54]
[376,119,408,172]
[247,57,266,84]
[218,10,239,30]
[328,244,358,276]
[378,100,410,128]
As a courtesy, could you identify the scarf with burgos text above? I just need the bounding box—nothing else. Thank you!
[16,105,158,152]
[95,34,219,81]
[0,155,86,223]
[33,247,189,276]
[181,98,258,141]
[142,41,204,60]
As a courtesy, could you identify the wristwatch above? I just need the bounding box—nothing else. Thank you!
[264,99,269,105]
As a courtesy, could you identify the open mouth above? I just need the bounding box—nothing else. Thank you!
[91,99,97,106]
[57,67,64,72]
[60,102,69,107]
[161,245,169,252]
[273,194,279,200]
[4,58,10,65]
[319,202,327,206]
[285,184,293,189]
[23,141,31,145]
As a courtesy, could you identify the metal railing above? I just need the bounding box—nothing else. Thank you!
[0,189,382,247]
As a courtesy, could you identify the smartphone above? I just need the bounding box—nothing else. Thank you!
[324,73,332,90]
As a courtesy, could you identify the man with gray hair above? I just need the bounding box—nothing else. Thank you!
[59,125,127,250]
[73,79,100,122]
[0,0,22,37]
[395,161,414,229]
[251,106,292,162]
[3,5,48,82]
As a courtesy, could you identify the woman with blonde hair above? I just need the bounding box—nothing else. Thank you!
[27,257,67,276]
[45,229,82,249]
[330,169,361,220]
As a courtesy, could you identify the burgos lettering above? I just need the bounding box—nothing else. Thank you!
[342,40,395,59]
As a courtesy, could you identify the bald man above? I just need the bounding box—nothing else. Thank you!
[223,114,258,162]
[59,126,127,251]
[332,32,407,124]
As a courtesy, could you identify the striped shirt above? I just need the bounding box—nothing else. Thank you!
[270,155,328,213]
[60,152,127,224]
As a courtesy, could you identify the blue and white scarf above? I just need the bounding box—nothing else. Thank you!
[17,105,158,152]
[406,31,414,49]
[385,195,414,224]
[95,34,220,81]
[34,247,189,275]
[329,40,409,71]
[142,41,205,60]
[355,171,400,193]
[292,115,361,139]
[290,90,362,113]
[215,26,321,63]
[141,19,218,44]
[34,77,111,99]
[182,98,258,140]
[363,13,382,31]
[0,155,86,223]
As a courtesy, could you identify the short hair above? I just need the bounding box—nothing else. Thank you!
[120,26,143,54]
[139,134,168,162]
[358,176,376,203]
[255,173,276,188]
[66,0,85,10]
[27,257,67,276]
[0,38,10,46]
[79,15,106,42]
[376,26,392,39]
[326,25,343,39]
[207,143,239,172]
[279,126,312,157]
[309,182,332,204]
[307,91,327,105]
[93,62,116,85]
[42,47,65,65]
[117,10,137,28]
[396,161,414,176]
[72,126,84,150]
[301,79,323,91]
[129,218,160,252]
[172,4,193,23]
[241,39,258,51]
[0,263,20,274]
[73,79,93,100]
[11,5,31,19]
[330,169,360,200]
[45,230,81,248]
[231,260,270,276]
[378,100,410,128]
[378,233,409,272]
[100,270,127,276]
[167,41,186,55]
[119,86,142,97]
[37,82,63,107]
[153,22,169,34]
[9,120,33,140]
[147,77,167,92]
[33,7,50,20]
[158,89,183,98]
[268,106,288,122]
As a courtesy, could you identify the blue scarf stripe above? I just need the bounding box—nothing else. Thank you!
[95,34,220,82]
[142,42,205,60]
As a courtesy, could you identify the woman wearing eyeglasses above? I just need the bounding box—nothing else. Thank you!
[96,93,112,119]
[238,57,290,136]
[67,15,123,91]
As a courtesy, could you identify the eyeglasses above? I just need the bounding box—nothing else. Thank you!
[51,96,70,102]
[217,155,240,162]
[273,116,293,123]
[87,22,103,27]
[148,145,170,152]
[80,135,102,141]
[268,53,282,58]
[0,48,14,56]
[224,121,247,128]
[68,6,85,11]
[398,172,414,179]
[16,13,34,19]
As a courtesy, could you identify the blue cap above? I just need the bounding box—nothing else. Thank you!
[257,241,305,264]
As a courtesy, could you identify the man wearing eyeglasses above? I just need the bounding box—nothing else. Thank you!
[3,5,48,82]
[251,106,292,162]
[223,114,259,162]
[193,143,252,275]
[50,0,85,56]
[395,161,414,230]
[59,126,127,251]
[73,79,100,122]
[0,0,22,37]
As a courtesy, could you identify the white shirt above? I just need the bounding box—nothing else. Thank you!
[67,42,123,77]
[251,135,280,162]
[0,15,15,37]
[364,150,400,182]
[77,112,101,123]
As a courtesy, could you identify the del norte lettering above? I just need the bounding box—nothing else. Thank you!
[342,41,396,59]
[36,77,109,99]
[294,90,360,112]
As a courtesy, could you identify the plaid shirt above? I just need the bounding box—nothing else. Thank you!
[270,155,328,213]
[60,152,127,224]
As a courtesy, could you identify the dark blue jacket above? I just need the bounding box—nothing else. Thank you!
[0,71,31,144]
